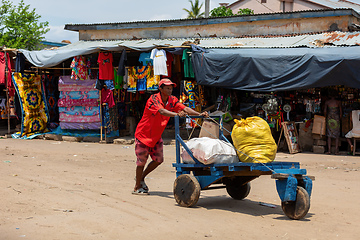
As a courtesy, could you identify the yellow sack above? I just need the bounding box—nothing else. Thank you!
[231,116,277,163]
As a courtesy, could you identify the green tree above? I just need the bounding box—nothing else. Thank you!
[210,6,234,17]
[0,0,49,50]
[183,0,204,19]
[237,8,254,15]
[210,6,254,17]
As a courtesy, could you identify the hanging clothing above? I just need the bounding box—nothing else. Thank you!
[70,56,88,80]
[127,66,160,92]
[139,52,153,66]
[95,79,115,90]
[0,52,14,97]
[182,49,195,78]
[101,103,119,134]
[15,52,26,74]
[150,49,167,75]
[164,52,174,78]
[42,74,59,123]
[173,55,182,73]
[98,52,114,80]
[114,68,123,89]
[117,49,127,76]
[0,52,12,84]
[101,88,115,108]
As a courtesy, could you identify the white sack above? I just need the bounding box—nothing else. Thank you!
[181,137,239,165]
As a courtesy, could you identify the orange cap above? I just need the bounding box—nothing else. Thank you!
[159,78,176,88]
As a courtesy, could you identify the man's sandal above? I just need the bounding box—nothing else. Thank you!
[132,187,149,195]
[140,181,149,192]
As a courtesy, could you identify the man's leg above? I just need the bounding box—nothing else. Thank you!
[134,138,149,192]
[134,166,145,191]
[141,161,161,181]
[140,138,164,189]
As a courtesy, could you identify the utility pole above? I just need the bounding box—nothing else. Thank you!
[205,0,210,18]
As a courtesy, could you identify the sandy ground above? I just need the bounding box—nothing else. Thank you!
[1,138,360,240]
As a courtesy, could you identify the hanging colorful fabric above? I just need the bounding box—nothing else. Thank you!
[70,56,88,80]
[127,67,137,92]
[145,66,160,91]
[185,80,196,108]
[136,66,147,92]
[12,73,49,138]
[42,74,59,123]
[127,66,160,92]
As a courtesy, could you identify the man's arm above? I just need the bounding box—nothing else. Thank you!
[158,106,209,118]
[158,108,178,117]
[182,107,209,117]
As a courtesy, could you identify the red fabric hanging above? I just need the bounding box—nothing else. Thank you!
[0,52,14,96]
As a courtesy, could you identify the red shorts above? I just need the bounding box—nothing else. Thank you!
[135,138,164,166]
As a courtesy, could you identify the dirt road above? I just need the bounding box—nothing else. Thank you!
[1,138,359,240]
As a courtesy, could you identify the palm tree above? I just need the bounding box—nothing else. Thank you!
[183,0,205,19]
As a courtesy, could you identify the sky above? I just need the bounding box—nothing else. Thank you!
[8,0,229,44]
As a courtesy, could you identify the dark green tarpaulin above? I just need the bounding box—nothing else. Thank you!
[192,47,360,91]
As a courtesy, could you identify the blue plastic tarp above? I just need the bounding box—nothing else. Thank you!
[192,47,360,91]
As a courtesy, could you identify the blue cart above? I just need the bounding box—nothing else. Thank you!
[172,116,314,220]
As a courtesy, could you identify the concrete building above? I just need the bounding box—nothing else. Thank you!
[224,0,360,14]
[64,9,360,41]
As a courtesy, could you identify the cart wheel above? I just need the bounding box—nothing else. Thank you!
[173,174,201,207]
[281,186,310,220]
[226,182,251,200]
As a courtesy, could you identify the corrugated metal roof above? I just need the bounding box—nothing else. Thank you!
[56,31,360,49]
[198,31,360,48]
[306,0,360,12]
[20,31,360,68]
[51,31,360,50]
[64,8,359,31]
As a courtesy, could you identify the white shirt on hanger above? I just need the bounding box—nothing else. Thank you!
[150,49,168,76]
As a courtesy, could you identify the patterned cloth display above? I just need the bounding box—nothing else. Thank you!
[127,66,160,92]
[59,106,100,122]
[58,76,100,130]
[12,73,49,138]
[58,98,98,107]
[59,122,101,130]
[59,113,100,123]
[102,103,119,134]
[43,75,59,124]
[60,90,99,100]
[58,84,95,92]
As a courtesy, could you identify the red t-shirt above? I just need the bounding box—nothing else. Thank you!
[98,52,114,80]
[135,92,186,147]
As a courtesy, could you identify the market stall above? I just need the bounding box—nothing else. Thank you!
[191,47,360,154]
